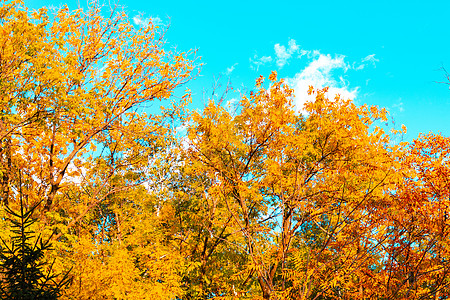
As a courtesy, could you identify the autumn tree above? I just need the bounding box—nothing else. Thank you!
[183,72,404,299]
[153,143,250,298]
[371,133,450,299]
[4,1,450,299]
[0,0,195,298]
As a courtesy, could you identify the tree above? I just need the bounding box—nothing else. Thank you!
[184,72,403,299]
[0,180,71,299]
[374,133,450,299]
[159,143,250,298]
[6,1,450,298]
[0,0,195,210]
[0,0,196,298]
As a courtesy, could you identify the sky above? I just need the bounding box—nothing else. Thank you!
[25,0,450,140]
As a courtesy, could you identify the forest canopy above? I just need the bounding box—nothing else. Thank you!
[0,1,449,299]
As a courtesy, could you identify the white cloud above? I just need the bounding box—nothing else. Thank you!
[62,160,87,185]
[47,4,60,11]
[175,124,191,150]
[225,63,238,75]
[133,15,163,27]
[354,54,379,70]
[249,39,318,70]
[274,39,299,68]
[225,97,239,114]
[362,54,379,66]
[286,53,358,111]
[353,63,365,71]
[250,55,273,71]
[133,15,146,26]
[393,97,404,112]
[249,40,379,111]
[299,49,310,58]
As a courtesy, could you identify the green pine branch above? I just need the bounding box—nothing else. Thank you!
[0,196,71,300]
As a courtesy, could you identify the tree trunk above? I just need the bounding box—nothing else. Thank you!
[258,276,272,299]
[0,136,11,204]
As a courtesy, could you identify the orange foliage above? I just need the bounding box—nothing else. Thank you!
[1,1,450,299]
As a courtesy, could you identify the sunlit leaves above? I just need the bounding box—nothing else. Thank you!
[184,72,403,299]
[0,0,195,298]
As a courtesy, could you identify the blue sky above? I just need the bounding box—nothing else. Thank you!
[25,0,450,140]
